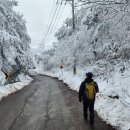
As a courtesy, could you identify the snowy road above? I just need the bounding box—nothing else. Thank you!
[0,75,116,130]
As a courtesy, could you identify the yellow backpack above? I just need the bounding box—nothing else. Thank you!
[85,82,95,100]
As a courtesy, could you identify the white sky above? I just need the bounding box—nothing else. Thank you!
[14,0,71,49]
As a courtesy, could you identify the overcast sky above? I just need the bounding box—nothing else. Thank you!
[14,0,71,49]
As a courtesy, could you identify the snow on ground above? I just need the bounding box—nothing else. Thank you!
[34,67,130,130]
[0,74,33,101]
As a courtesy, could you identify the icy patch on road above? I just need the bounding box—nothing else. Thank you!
[34,67,130,130]
[0,74,33,100]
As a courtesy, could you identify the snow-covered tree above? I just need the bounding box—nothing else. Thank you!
[42,0,130,74]
[0,0,34,85]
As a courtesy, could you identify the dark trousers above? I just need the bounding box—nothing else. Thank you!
[83,100,95,125]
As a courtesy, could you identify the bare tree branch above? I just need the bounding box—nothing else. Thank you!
[76,0,125,7]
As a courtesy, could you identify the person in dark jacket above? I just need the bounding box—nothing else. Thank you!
[79,72,99,128]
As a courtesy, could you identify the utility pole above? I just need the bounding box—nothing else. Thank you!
[66,0,75,30]
[72,0,75,30]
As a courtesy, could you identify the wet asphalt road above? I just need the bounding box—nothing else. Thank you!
[0,75,116,130]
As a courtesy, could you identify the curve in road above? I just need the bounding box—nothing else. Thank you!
[0,75,116,130]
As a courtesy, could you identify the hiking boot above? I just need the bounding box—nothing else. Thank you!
[90,124,95,129]
[89,120,94,129]
[84,116,87,120]
[83,115,88,120]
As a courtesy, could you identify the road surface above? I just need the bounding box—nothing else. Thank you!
[0,75,116,130]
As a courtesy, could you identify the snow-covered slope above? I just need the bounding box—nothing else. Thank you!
[0,0,34,85]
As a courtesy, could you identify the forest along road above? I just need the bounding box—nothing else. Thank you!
[0,75,116,130]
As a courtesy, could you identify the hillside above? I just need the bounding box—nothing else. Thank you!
[0,0,34,85]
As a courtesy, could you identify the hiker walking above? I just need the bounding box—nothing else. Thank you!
[79,72,99,128]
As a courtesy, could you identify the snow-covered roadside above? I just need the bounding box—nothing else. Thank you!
[0,74,33,101]
[34,67,130,130]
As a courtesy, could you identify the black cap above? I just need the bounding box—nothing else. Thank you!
[86,72,93,78]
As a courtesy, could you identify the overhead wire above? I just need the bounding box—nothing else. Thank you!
[46,0,67,42]
[43,0,57,40]
[43,0,60,43]
[45,0,64,42]
[53,1,67,32]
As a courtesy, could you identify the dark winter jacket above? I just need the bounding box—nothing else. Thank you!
[79,78,99,104]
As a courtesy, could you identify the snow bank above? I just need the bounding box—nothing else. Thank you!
[34,67,130,130]
[0,74,33,101]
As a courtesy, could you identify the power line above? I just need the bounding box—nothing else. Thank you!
[43,0,75,45]
[46,1,63,40]
[46,1,66,42]
[43,0,57,40]
[43,1,58,42]
[53,2,67,33]
[44,0,64,42]
[43,0,60,42]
